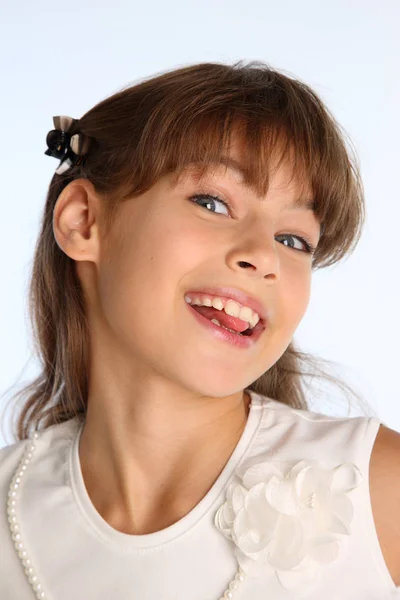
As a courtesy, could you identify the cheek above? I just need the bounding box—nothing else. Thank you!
[97,215,209,333]
[279,263,312,325]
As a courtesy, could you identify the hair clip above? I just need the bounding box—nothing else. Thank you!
[45,115,92,175]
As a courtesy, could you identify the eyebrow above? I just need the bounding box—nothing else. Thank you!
[187,156,316,212]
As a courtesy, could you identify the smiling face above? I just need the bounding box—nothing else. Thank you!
[81,139,321,399]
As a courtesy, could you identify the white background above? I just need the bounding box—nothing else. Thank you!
[0,0,399,446]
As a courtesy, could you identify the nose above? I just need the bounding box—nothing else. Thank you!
[232,233,280,281]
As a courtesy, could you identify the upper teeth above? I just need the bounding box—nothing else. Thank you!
[184,295,260,329]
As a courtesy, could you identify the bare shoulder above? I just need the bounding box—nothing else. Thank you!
[370,422,400,587]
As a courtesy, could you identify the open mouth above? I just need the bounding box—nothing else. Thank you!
[186,300,267,347]
[190,303,265,338]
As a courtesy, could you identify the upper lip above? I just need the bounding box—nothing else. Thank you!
[184,286,268,324]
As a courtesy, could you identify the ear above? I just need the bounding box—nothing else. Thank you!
[52,178,101,264]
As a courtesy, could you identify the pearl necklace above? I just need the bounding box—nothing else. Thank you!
[7,431,247,599]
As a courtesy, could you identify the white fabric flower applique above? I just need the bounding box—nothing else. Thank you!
[214,457,363,593]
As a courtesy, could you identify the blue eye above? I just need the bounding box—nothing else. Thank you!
[189,193,231,216]
[189,193,317,255]
[275,234,316,255]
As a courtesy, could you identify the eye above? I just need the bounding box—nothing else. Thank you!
[189,193,316,255]
[276,234,316,255]
[188,193,231,216]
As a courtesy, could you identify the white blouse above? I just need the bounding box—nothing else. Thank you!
[1,389,399,600]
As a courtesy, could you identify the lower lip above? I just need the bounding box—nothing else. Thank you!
[186,302,265,349]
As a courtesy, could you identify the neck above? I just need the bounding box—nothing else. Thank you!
[78,389,251,535]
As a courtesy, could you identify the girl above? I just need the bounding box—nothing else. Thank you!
[1,60,399,600]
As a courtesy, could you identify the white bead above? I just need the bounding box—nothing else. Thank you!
[229,580,238,590]
[6,435,49,600]
[33,432,39,439]
[224,591,233,599]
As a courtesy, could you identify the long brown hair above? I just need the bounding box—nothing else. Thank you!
[1,60,371,442]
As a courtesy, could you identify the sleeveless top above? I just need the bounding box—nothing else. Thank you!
[1,390,399,600]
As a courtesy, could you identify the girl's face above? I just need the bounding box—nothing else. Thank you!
[91,148,321,398]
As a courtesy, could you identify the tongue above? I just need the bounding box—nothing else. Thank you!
[192,305,249,333]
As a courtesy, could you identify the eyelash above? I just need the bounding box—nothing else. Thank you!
[188,193,317,255]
